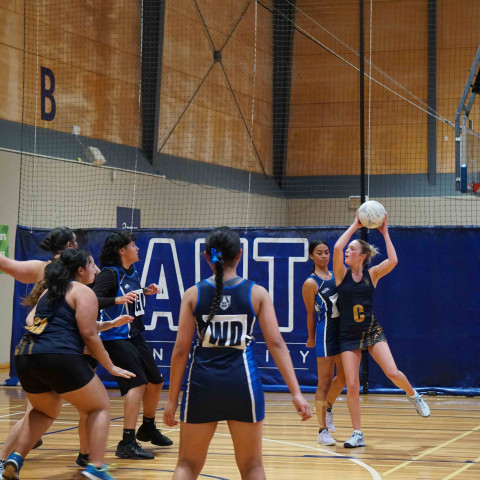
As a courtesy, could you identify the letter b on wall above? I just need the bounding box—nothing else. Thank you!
[41,67,56,121]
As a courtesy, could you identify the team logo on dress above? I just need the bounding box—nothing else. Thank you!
[124,284,130,289]
[219,295,231,310]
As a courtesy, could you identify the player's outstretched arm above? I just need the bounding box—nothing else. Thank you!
[254,285,311,421]
[0,257,46,284]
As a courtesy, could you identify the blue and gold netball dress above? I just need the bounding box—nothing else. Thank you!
[337,268,386,352]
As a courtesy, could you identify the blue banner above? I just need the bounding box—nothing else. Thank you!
[8,225,480,395]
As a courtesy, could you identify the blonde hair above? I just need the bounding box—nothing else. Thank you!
[355,239,379,266]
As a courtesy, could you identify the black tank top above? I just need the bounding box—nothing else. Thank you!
[15,287,84,355]
[337,268,377,342]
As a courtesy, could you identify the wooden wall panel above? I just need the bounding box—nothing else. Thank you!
[288,0,432,177]
[33,0,140,56]
[0,6,23,50]
[0,1,141,147]
[159,0,273,174]
[0,43,23,123]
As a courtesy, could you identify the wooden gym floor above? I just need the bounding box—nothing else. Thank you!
[0,380,479,479]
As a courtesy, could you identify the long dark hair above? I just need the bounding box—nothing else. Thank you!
[43,249,91,303]
[204,226,241,323]
[39,227,75,254]
[99,231,136,267]
[308,240,329,273]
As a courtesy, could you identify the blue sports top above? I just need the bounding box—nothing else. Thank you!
[98,266,146,341]
[307,273,338,324]
[15,286,84,355]
[194,277,257,350]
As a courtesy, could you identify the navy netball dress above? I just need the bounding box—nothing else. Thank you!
[307,273,340,357]
[337,268,386,352]
[15,290,84,356]
[180,277,265,424]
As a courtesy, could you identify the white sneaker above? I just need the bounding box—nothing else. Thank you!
[317,429,336,446]
[344,431,365,448]
[0,460,4,475]
[407,392,430,417]
[326,409,335,432]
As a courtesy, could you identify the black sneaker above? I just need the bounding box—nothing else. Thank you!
[75,452,89,467]
[115,440,154,460]
[136,423,173,446]
[33,437,43,449]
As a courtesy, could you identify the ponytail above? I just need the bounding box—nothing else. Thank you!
[206,248,224,323]
[202,227,240,332]
[357,239,379,266]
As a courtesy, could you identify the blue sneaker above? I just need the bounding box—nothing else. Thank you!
[2,452,24,480]
[81,463,114,480]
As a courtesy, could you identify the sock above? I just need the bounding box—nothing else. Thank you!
[123,428,136,443]
[6,452,23,471]
[142,416,155,427]
[326,407,332,413]
[409,390,418,399]
[319,428,327,434]
[353,430,362,435]
[78,452,89,461]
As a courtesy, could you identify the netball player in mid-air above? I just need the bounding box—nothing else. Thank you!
[302,240,345,445]
[333,213,430,448]
[164,226,311,480]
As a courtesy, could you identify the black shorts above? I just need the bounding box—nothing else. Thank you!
[102,335,164,395]
[15,354,95,395]
[84,354,98,370]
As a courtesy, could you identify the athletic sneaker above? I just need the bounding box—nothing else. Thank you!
[76,453,90,467]
[115,440,154,460]
[81,463,113,480]
[326,410,335,432]
[136,424,173,446]
[2,452,23,480]
[344,431,365,448]
[0,461,4,475]
[407,391,430,417]
[317,428,336,446]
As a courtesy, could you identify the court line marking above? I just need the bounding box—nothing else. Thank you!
[441,454,480,480]
[214,432,382,480]
[383,424,480,476]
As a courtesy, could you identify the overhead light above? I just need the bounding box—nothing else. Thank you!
[84,146,106,166]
